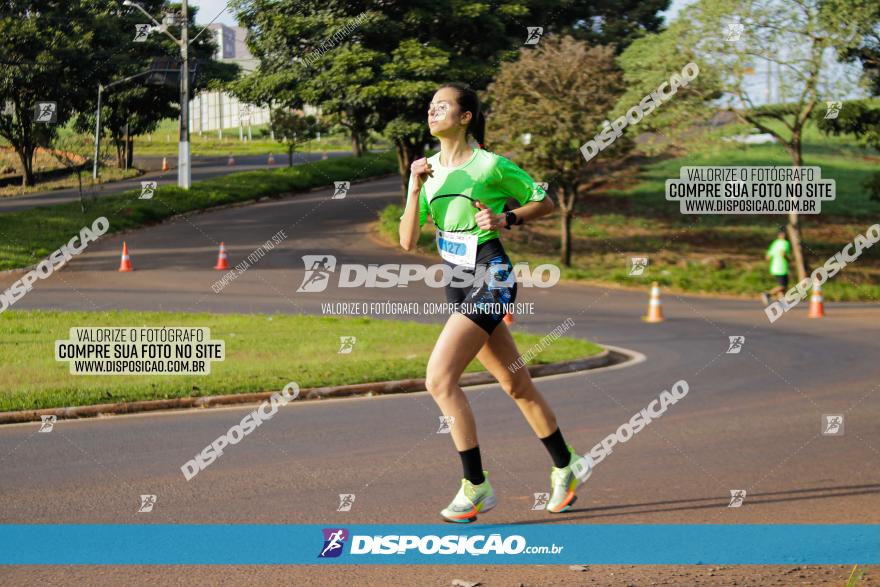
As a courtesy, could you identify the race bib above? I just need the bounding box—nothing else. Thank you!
[436,230,478,269]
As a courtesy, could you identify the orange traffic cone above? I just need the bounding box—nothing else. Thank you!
[161,157,169,171]
[267,153,275,165]
[808,281,825,318]
[118,242,133,272]
[643,281,664,323]
[227,155,235,166]
[503,313,515,326]
[214,242,230,270]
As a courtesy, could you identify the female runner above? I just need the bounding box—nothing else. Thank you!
[399,82,590,523]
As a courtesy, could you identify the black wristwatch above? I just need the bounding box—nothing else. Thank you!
[504,211,518,229]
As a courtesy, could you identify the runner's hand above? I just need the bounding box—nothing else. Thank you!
[410,157,433,190]
[474,202,505,230]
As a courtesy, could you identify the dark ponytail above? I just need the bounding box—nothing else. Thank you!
[439,82,485,148]
[472,111,486,149]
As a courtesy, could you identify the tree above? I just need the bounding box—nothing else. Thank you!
[295,45,382,158]
[371,39,452,197]
[818,99,880,148]
[78,0,174,170]
[270,108,324,166]
[73,2,238,170]
[231,0,519,194]
[487,37,632,266]
[616,0,871,283]
[551,0,670,51]
[228,3,530,193]
[819,1,880,200]
[230,3,379,157]
[829,0,880,96]
[231,0,674,197]
[0,1,235,185]
[0,1,116,186]
[819,100,880,200]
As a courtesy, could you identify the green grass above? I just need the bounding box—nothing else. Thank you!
[585,129,880,300]
[0,151,398,271]
[0,310,604,412]
[135,119,389,156]
[379,204,436,252]
[134,133,356,157]
[0,119,381,168]
[845,565,865,587]
[0,167,141,198]
[377,130,880,301]
[614,135,880,218]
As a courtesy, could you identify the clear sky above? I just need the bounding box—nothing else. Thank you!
[190,0,238,27]
[660,0,690,24]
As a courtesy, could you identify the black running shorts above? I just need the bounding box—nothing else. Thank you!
[443,238,517,334]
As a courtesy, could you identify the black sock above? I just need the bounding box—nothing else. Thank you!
[540,427,571,468]
[458,446,485,485]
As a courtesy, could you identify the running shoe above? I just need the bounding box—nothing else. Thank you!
[760,292,770,306]
[440,470,496,523]
[547,445,591,514]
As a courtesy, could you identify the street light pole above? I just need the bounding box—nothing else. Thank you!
[123,0,193,189]
[178,0,191,189]
[92,71,152,181]
[93,84,103,180]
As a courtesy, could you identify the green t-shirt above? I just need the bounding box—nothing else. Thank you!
[767,238,790,275]
[401,148,547,245]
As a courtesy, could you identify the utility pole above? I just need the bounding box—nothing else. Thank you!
[93,84,103,180]
[123,0,203,189]
[179,0,191,188]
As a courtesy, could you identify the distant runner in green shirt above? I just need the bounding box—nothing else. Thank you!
[761,229,791,305]
[398,82,589,523]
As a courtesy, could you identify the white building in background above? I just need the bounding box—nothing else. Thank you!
[189,24,270,134]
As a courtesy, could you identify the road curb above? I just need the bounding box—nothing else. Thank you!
[0,349,620,425]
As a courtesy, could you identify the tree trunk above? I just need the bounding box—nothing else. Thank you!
[558,184,575,267]
[786,137,808,282]
[77,170,84,213]
[16,146,35,187]
[560,208,572,267]
[126,136,134,170]
[351,130,363,157]
[395,140,410,201]
[288,145,294,167]
[394,138,426,203]
[114,138,125,168]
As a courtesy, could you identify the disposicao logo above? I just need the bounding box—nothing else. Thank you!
[318,528,349,558]
[316,529,565,557]
[298,255,338,293]
[298,254,560,290]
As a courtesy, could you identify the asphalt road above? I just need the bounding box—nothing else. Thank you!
[0,151,349,213]
[0,175,878,585]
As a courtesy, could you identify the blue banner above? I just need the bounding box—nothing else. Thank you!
[1,524,876,565]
